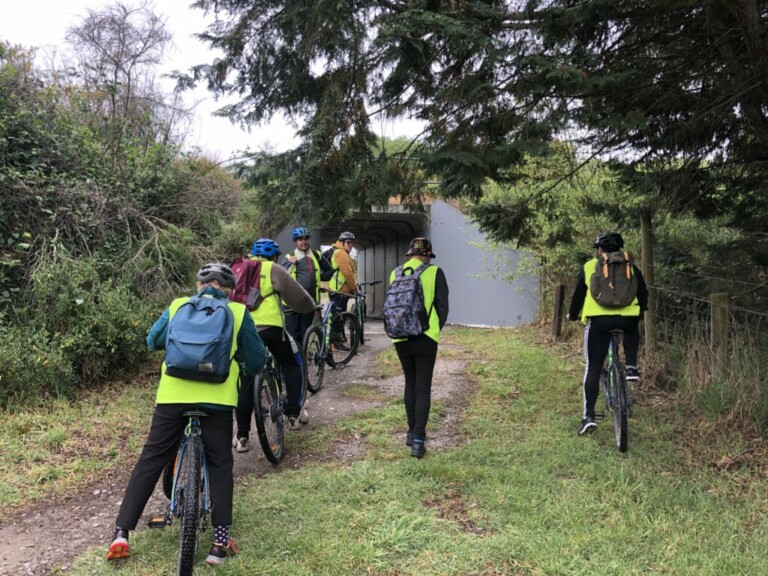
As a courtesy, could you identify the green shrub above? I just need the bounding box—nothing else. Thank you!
[30,257,152,384]
[0,325,76,408]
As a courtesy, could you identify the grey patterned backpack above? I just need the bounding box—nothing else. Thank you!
[383,263,432,338]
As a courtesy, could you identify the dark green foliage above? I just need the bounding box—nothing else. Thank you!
[0,325,76,409]
[188,0,768,274]
[30,257,152,385]
[0,40,246,407]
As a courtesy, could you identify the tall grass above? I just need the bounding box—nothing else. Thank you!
[649,313,768,430]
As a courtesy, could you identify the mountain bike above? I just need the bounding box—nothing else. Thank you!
[302,288,360,393]
[253,350,288,464]
[351,280,381,345]
[598,329,633,452]
[149,410,211,576]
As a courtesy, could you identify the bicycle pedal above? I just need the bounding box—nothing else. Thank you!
[147,517,170,528]
[593,411,606,420]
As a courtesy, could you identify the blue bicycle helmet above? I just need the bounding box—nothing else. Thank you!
[251,238,281,258]
[292,226,311,241]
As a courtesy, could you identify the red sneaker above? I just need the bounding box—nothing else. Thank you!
[106,529,130,560]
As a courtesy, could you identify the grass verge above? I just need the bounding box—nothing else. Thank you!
[13,326,768,574]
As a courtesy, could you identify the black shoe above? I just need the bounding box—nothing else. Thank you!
[578,417,597,436]
[205,539,239,566]
[411,440,426,458]
[625,365,641,381]
[406,432,428,446]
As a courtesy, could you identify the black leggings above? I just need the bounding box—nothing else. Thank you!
[395,334,438,441]
[582,315,640,419]
[116,404,234,529]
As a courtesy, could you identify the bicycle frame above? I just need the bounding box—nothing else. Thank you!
[316,291,339,365]
[600,330,631,452]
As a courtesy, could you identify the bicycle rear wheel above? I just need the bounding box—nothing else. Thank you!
[302,325,325,393]
[609,362,629,452]
[254,370,285,464]
[330,311,360,366]
[177,436,202,576]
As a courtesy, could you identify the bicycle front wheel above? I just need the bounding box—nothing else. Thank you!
[302,325,325,393]
[330,311,360,366]
[254,370,285,464]
[609,362,629,452]
[177,436,202,576]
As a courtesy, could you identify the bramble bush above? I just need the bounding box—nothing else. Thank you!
[30,257,153,385]
[0,325,75,409]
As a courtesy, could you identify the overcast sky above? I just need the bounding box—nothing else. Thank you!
[1,0,419,162]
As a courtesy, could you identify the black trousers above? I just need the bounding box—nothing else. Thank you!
[116,404,234,529]
[582,315,641,419]
[236,326,304,436]
[284,310,316,346]
[394,334,439,441]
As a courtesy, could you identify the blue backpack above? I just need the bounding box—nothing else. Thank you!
[164,296,235,383]
[383,263,432,338]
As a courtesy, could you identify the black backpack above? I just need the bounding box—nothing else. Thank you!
[589,251,638,308]
[319,247,336,282]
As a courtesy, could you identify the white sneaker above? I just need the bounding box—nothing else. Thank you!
[287,416,301,431]
[298,408,310,424]
[234,437,249,453]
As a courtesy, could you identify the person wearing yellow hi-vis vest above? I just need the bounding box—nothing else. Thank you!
[108,263,267,566]
[326,231,359,348]
[567,232,648,437]
[280,226,333,344]
[387,237,449,459]
[232,238,315,454]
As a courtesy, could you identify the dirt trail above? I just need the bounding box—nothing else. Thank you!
[0,321,470,576]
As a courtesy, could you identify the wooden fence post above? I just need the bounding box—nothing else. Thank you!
[640,212,656,352]
[711,292,729,382]
[552,284,565,339]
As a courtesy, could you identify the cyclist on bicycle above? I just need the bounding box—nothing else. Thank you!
[107,263,267,565]
[327,231,358,349]
[234,238,315,451]
[567,232,648,436]
[280,226,333,344]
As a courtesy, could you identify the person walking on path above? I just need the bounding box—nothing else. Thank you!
[387,237,449,458]
[233,238,315,454]
[280,226,332,344]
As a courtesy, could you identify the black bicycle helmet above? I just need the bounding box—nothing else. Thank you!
[196,263,236,289]
[593,232,624,252]
[338,231,355,241]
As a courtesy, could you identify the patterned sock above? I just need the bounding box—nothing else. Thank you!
[213,525,229,545]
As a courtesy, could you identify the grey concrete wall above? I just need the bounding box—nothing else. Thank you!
[427,201,539,327]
